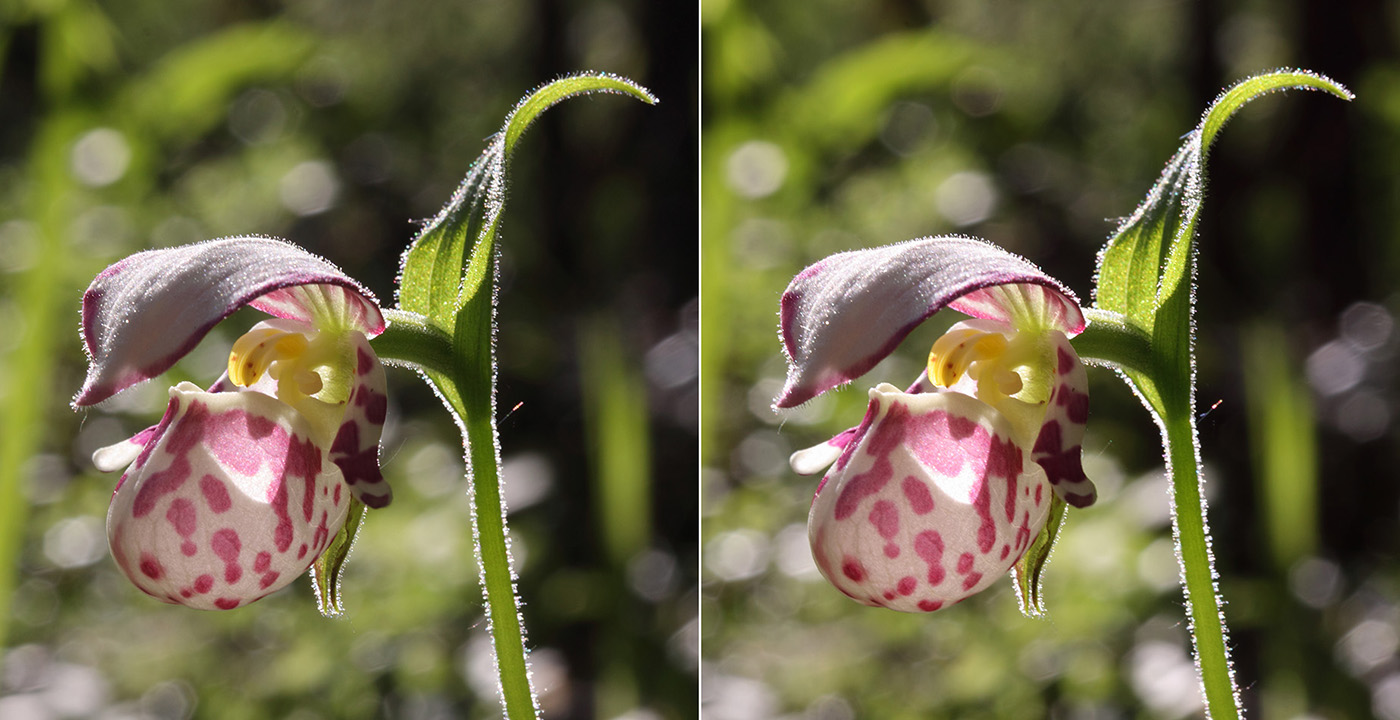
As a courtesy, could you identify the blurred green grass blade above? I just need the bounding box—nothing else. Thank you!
[119,22,315,143]
[0,238,61,653]
[779,30,979,152]
[579,318,650,720]
[0,113,81,650]
[580,318,651,565]
[38,0,118,99]
[698,143,730,468]
[1243,324,1318,570]
[105,20,315,215]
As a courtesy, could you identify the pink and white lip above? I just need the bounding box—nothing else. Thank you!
[105,382,349,610]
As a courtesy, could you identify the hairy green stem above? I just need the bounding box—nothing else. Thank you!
[1078,307,1239,717]
[419,358,535,719]
[1162,399,1239,719]
[389,303,535,718]
[455,282,537,719]
[1027,302,1241,713]
[462,384,534,719]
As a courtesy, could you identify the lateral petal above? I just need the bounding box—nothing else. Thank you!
[1031,333,1096,508]
[328,333,392,508]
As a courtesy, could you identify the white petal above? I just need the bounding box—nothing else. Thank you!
[93,434,150,473]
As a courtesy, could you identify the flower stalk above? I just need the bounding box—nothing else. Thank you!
[1078,311,1238,716]
[393,74,656,720]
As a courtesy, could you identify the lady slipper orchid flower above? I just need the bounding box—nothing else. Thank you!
[73,237,391,610]
[775,236,1096,612]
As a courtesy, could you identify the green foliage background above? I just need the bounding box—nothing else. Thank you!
[702,0,1400,718]
[0,1,696,719]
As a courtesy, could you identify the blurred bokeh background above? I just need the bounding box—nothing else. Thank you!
[0,1,696,719]
[702,0,1400,718]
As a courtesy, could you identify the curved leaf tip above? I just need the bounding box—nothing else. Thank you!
[503,73,658,155]
[1200,69,1353,150]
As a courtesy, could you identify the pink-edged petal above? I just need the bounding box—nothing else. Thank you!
[775,236,1083,408]
[1031,333,1096,508]
[808,383,1051,613]
[250,283,383,338]
[328,333,391,508]
[75,237,384,408]
[106,382,350,610]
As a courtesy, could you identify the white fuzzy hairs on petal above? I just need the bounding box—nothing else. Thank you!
[76,237,383,408]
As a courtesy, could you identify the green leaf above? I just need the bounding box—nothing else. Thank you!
[311,497,366,618]
[1092,71,1344,326]
[1089,69,1352,419]
[1011,493,1065,618]
[397,73,656,326]
[1092,70,1352,343]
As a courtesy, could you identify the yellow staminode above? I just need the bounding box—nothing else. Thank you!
[928,327,1008,388]
[228,327,318,393]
